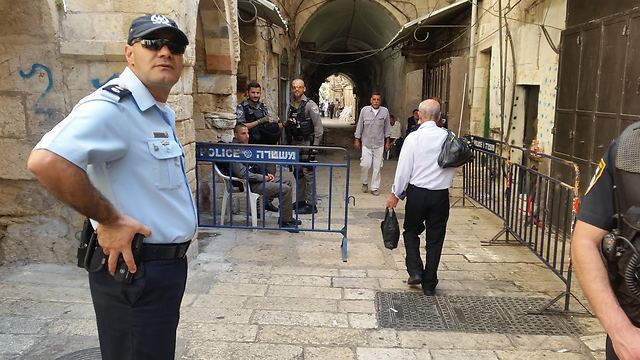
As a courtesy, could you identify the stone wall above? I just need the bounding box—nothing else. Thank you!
[194,0,240,144]
[0,0,74,264]
[470,0,566,157]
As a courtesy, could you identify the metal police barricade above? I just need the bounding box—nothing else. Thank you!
[195,142,351,261]
[463,135,588,313]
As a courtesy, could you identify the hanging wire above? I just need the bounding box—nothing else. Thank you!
[260,23,276,41]
[237,0,259,23]
[541,25,559,54]
[212,0,259,46]
[413,27,430,42]
[300,48,379,55]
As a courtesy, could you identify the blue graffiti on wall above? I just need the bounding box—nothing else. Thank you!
[18,63,54,117]
[91,73,118,89]
[18,63,53,102]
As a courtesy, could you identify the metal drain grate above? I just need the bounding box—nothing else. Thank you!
[376,292,586,335]
[55,347,101,360]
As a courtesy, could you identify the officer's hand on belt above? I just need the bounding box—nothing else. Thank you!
[96,214,152,275]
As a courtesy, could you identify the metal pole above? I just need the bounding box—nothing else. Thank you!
[468,0,478,107]
[498,0,505,143]
[458,73,467,136]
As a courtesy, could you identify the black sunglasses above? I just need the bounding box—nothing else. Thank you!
[135,38,186,55]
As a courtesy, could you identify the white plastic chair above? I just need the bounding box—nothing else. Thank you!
[214,164,259,227]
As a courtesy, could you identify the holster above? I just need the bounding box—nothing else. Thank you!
[76,218,145,284]
[77,218,96,268]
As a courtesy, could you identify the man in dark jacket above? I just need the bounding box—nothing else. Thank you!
[230,124,301,231]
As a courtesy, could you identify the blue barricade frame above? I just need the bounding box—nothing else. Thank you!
[195,142,351,261]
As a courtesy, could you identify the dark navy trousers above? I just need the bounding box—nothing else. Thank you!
[403,185,450,291]
[89,258,188,360]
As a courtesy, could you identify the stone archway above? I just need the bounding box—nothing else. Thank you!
[193,0,241,213]
[193,0,241,144]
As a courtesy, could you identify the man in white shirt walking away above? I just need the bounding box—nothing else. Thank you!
[386,99,456,296]
[354,92,391,196]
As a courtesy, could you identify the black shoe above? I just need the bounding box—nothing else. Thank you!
[280,218,302,226]
[423,288,436,296]
[297,204,317,215]
[407,275,422,285]
[264,201,279,212]
[292,200,307,209]
[280,220,300,233]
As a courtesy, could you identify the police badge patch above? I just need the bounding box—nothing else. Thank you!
[585,158,606,195]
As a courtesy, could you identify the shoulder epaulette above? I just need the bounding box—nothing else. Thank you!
[102,85,131,101]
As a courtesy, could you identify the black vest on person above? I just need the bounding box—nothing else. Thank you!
[603,122,640,324]
[241,101,267,122]
[286,99,313,138]
[241,101,280,145]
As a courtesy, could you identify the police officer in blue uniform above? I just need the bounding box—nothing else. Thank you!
[573,122,640,360]
[27,14,196,360]
[236,81,282,146]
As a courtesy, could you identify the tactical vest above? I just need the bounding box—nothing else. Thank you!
[241,101,267,123]
[602,121,640,324]
[287,99,313,138]
[241,101,280,145]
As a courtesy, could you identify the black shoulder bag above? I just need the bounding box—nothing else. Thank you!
[437,129,473,168]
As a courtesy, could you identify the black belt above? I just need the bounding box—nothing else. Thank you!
[142,241,191,261]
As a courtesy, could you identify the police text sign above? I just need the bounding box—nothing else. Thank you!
[196,143,300,163]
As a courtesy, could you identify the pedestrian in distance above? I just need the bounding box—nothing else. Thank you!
[406,108,420,136]
[386,99,456,296]
[573,122,640,360]
[236,81,282,145]
[354,92,391,196]
[230,123,302,232]
[27,14,195,360]
[328,101,335,119]
[285,78,323,215]
[388,114,403,159]
[429,96,449,129]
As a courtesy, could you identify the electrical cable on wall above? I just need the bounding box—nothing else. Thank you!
[413,27,430,42]
[237,0,258,23]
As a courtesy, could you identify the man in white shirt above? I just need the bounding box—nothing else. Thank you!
[388,114,403,159]
[354,92,391,196]
[386,99,456,296]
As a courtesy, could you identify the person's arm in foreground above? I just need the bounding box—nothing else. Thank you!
[572,220,640,360]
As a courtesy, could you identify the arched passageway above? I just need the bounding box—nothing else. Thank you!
[295,0,402,114]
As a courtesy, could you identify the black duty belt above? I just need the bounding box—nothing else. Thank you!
[142,241,191,261]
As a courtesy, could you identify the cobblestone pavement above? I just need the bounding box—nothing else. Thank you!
[1,122,607,359]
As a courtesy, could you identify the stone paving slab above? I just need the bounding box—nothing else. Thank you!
[398,331,512,350]
[252,310,349,327]
[266,285,342,299]
[180,341,302,360]
[343,288,377,300]
[304,346,355,360]
[256,325,367,346]
[245,296,338,312]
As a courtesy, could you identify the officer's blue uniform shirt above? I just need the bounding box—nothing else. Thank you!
[35,67,197,244]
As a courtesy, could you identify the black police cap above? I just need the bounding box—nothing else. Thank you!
[127,14,189,46]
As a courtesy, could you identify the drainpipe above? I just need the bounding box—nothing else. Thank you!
[467,0,478,108]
